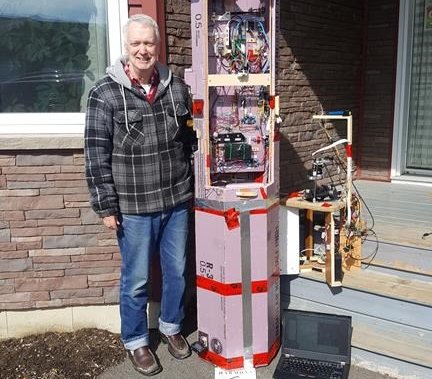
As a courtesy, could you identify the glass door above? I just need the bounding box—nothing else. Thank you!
[405,0,432,174]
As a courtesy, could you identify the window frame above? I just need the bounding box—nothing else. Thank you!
[0,0,128,135]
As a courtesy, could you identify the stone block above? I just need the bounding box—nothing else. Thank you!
[29,247,85,257]
[15,275,87,292]
[33,262,78,271]
[0,189,39,197]
[86,246,119,255]
[65,267,116,276]
[6,174,45,182]
[80,208,100,225]
[25,208,79,220]
[103,286,120,303]
[0,302,32,310]
[0,258,32,272]
[98,239,118,247]
[63,194,90,202]
[46,173,84,181]
[32,256,71,264]
[71,253,112,262]
[88,273,120,282]
[61,297,105,306]
[0,229,11,243]
[43,234,98,249]
[0,284,14,294]
[16,241,42,250]
[0,211,25,221]
[60,165,85,173]
[37,218,81,227]
[50,180,87,188]
[0,242,16,252]
[1,251,28,259]
[40,187,88,195]
[11,226,64,237]
[0,196,64,211]
[16,154,74,166]
[64,225,106,235]
[2,166,60,174]
[0,157,15,166]
[34,299,63,308]
[31,270,65,278]
[9,220,38,229]
[65,201,90,208]
[0,292,32,302]
[78,260,120,268]
[51,288,102,299]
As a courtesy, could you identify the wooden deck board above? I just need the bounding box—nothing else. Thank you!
[300,269,432,307]
[362,240,432,276]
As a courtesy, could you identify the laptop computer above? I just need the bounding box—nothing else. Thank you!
[273,309,352,379]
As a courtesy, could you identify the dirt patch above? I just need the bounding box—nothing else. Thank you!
[0,329,125,379]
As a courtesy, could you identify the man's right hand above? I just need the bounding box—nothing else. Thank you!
[103,215,120,231]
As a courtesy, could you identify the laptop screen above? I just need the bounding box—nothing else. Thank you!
[283,310,351,360]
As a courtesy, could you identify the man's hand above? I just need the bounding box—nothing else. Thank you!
[103,215,120,231]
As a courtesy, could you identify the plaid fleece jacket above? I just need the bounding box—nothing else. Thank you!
[85,58,193,217]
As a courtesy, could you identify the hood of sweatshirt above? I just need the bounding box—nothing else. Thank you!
[105,55,172,90]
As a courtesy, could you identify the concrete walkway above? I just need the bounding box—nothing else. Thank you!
[99,330,397,379]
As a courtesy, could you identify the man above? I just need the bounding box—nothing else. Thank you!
[85,14,193,376]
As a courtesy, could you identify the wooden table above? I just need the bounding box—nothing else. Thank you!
[281,196,346,287]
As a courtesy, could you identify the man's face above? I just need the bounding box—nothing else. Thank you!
[125,22,159,77]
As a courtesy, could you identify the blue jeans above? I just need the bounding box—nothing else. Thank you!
[117,201,190,351]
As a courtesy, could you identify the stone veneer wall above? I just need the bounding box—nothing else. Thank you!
[0,151,120,312]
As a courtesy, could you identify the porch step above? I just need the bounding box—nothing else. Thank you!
[281,268,432,371]
[353,180,432,249]
[361,239,432,276]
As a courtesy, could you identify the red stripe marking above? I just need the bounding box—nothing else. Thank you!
[253,336,281,367]
[249,201,279,215]
[196,276,273,295]
[199,336,281,369]
[196,276,242,296]
[197,203,278,217]
[251,280,268,293]
[199,350,244,370]
[254,173,265,183]
[260,187,268,199]
[345,144,352,158]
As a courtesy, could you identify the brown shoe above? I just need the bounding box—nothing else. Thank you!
[127,346,162,376]
[160,332,192,359]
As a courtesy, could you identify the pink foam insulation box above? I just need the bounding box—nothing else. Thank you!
[194,203,280,369]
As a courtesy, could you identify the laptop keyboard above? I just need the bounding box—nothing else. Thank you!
[280,357,344,378]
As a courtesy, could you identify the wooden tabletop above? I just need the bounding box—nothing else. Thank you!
[281,195,346,212]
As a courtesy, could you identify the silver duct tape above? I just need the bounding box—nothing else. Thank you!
[240,211,253,364]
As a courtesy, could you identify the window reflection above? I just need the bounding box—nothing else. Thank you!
[0,0,108,113]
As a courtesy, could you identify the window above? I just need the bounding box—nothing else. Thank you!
[0,0,127,134]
